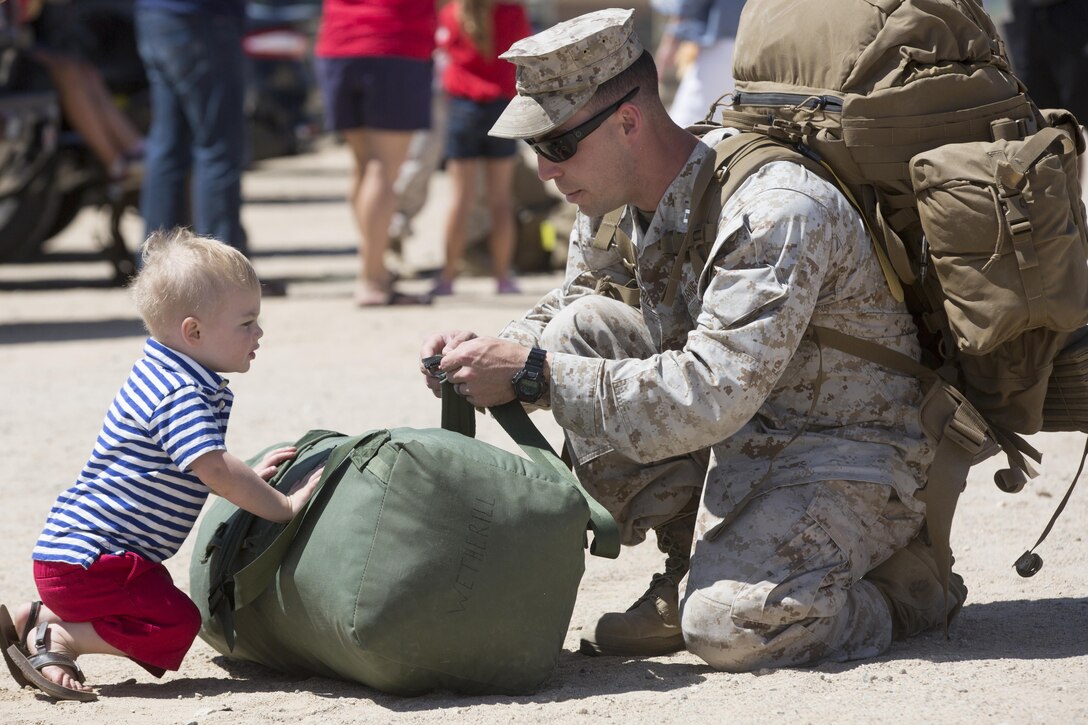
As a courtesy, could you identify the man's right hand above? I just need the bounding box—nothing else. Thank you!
[420,330,479,397]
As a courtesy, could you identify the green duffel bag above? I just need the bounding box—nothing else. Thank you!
[188,391,619,695]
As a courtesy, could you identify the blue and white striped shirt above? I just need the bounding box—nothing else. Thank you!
[33,338,233,567]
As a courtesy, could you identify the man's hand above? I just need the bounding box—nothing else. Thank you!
[419,330,479,397]
[441,337,541,408]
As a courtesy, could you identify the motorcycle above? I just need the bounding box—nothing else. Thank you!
[0,0,145,279]
[0,1,63,265]
[0,0,322,281]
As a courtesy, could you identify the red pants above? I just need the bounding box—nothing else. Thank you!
[34,552,202,676]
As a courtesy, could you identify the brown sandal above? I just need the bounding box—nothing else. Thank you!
[1,604,30,688]
[1,601,42,689]
[8,622,97,702]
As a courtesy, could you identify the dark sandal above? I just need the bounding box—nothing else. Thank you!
[1,604,30,688]
[23,601,41,644]
[356,289,434,307]
[385,290,433,306]
[1,601,41,689]
[7,622,96,701]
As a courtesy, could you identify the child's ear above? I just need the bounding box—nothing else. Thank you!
[181,316,201,345]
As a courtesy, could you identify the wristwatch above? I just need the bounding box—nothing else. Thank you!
[511,347,549,403]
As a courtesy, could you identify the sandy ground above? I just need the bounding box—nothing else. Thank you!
[1,142,1086,725]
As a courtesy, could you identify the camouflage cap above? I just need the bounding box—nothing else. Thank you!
[489,8,644,140]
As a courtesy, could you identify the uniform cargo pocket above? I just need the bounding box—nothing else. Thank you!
[910,124,1088,355]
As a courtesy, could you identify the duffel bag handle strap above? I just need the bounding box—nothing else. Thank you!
[493,402,620,559]
[441,381,476,438]
[441,386,621,559]
[207,427,353,648]
[229,431,391,611]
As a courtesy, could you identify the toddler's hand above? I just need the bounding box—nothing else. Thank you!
[286,465,324,516]
[254,446,298,481]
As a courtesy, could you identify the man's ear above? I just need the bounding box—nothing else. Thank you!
[617,102,642,138]
[181,316,201,345]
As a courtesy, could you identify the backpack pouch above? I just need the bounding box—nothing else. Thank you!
[957,327,1069,433]
[910,122,1088,356]
[1042,328,1088,433]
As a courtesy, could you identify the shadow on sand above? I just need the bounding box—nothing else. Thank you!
[90,597,1086,712]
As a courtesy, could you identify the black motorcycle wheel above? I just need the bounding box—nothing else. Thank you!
[0,157,63,263]
[39,187,88,244]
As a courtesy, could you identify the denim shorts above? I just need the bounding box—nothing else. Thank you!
[445,95,518,159]
[317,56,433,132]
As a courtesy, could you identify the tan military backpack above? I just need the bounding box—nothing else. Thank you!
[597,0,1088,583]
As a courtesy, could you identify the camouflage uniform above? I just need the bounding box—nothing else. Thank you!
[490,9,937,670]
[500,125,933,668]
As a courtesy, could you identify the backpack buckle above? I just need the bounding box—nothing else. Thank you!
[1000,192,1033,239]
[944,402,989,457]
[753,119,803,144]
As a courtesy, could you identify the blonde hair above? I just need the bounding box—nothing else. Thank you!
[131,228,260,338]
[459,0,495,57]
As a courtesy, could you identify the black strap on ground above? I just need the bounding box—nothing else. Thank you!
[1015,434,1088,577]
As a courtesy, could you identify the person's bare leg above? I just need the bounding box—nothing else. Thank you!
[485,156,518,288]
[35,51,123,170]
[342,128,414,305]
[439,158,480,287]
[81,63,144,155]
[13,601,124,692]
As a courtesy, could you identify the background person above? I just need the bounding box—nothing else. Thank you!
[431,0,532,296]
[22,0,145,185]
[656,0,745,127]
[134,0,250,255]
[315,0,438,307]
[29,51,145,185]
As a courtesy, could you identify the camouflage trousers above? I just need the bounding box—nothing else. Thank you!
[540,296,923,670]
[540,296,708,546]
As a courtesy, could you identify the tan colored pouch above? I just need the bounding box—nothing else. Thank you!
[910,123,1088,355]
[1042,329,1088,433]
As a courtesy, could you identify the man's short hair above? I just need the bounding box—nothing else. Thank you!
[584,51,660,116]
[131,228,260,338]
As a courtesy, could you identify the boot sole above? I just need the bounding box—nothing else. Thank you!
[578,633,685,657]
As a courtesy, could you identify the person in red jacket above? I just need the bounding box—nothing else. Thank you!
[315,0,438,306]
[430,0,531,296]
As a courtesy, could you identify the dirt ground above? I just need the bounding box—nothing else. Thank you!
[1,144,1085,724]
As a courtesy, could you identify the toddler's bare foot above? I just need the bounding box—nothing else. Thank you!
[25,623,93,693]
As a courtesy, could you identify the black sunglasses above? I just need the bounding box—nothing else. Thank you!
[526,87,640,163]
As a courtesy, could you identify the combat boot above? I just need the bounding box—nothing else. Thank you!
[865,534,969,640]
[579,514,694,657]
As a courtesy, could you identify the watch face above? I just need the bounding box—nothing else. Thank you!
[517,376,544,401]
[513,347,548,402]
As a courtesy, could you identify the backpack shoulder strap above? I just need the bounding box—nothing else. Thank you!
[662,132,821,305]
[591,206,641,307]
[591,207,625,251]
